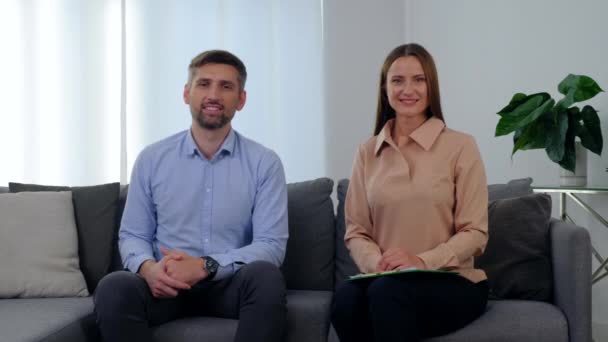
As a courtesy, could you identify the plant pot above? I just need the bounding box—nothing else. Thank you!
[559,142,587,187]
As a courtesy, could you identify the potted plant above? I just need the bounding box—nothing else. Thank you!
[495,74,604,174]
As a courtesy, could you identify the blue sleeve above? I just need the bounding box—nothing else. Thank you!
[209,151,289,280]
[118,150,157,273]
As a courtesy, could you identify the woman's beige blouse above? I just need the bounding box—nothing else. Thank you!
[345,117,489,283]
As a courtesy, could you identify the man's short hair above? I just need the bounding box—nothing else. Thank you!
[188,50,247,91]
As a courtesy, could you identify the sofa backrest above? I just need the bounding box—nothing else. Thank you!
[282,178,336,291]
[4,181,337,291]
[3,177,537,294]
[334,179,359,286]
[109,185,129,272]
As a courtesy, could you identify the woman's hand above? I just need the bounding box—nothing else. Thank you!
[377,248,426,272]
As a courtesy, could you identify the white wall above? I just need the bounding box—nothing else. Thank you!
[323,0,406,182]
[323,0,608,338]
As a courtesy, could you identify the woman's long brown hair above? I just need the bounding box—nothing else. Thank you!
[374,43,444,135]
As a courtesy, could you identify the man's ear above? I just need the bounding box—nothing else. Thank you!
[183,84,191,104]
[237,90,247,111]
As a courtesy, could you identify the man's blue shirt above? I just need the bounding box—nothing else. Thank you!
[119,128,289,281]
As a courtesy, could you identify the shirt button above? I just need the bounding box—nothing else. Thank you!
[204,239,209,243]
[206,188,211,193]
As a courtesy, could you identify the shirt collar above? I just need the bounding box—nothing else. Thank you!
[374,117,445,154]
[182,128,237,158]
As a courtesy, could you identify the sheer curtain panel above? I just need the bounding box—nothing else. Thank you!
[0,0,324,186]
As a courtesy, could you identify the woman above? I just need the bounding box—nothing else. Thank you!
[331,43,489,341]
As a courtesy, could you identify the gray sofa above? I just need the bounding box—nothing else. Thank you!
[0,178,591,342]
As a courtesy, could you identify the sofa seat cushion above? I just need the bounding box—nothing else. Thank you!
[152,317,238,342]
[285,290,333,342]
[425,300,567,342]
[152,290,333,342]
[0,297,97,342]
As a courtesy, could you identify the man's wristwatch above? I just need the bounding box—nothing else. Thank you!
[202,256,219,280]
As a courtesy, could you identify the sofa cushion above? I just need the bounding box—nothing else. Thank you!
[0,297,96,342]
[281,178,336,290]
[0,191,89,298]
[475,193,553,301]
[425,300,567,342]
[153,317,238,342]
[334,179,359,286]
[488,177,533,201]
[9,182,121,292]
[152,290,333,342]
[284,290,333,342]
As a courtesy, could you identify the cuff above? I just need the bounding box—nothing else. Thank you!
[364,254,382,274]
[126,253,155,274]
[208,254,236,281]
[213,264,236,281]
[417,244,457,271]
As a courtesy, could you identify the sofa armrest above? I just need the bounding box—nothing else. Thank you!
[550,218,591,342]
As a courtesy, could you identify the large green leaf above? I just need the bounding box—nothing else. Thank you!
[577,105,603,155]
[545,109,569,162]
[556,74,604,110]
[557,115,577,172]
[569,106,582,121]
[495,95,553,136]
[512,113,549,156]
[558,74,604,99]
[497,93,527,117]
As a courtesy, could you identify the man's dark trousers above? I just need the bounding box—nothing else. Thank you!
[94,260,286,342]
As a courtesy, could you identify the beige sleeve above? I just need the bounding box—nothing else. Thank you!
[344,145,382,273]
[417,136,489,270]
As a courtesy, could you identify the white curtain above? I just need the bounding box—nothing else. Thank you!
[0,0,122,186]
[0,0,324,186]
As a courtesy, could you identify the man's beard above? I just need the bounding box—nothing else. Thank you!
[193,109,232,130]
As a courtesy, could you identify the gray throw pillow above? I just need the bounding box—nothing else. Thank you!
[281,178,335,290]
[334,179,359,287]
[475,193,553,301]
[9,182,120,293]
[0,191,89,298]
[488,177,533,201]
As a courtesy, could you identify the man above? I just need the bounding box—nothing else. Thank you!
[95,50,289,342]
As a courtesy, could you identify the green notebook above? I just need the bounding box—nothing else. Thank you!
[348,268,457,281]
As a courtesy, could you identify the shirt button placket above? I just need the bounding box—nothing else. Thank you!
[202,163,212,248]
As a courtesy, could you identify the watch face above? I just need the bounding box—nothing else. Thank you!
[206,258,219,273]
